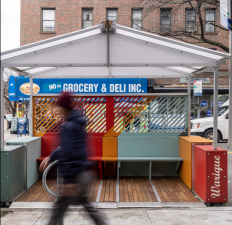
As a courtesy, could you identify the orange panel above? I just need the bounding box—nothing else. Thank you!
[179,136,213,143]
[179,136,213,190]
[103,137,117,158]
[102,157,118,161]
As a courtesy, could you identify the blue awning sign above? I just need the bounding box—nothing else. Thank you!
[8,76,148,101]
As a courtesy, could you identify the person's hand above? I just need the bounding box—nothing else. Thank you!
[39,156,50,173]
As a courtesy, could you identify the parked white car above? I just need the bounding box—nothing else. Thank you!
[191,100,229,141]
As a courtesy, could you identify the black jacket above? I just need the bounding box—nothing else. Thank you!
[50,110,87,178]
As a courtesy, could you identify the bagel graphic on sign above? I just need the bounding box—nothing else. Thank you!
[19,83,40,95]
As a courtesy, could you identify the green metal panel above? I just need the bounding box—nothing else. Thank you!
[10,146,25,201]
[6,137,40,143]
[118,136,179,157]
[1,151,11,202]
[119,132,185,137]
[1,145,25,203]
[118,161,180,177]
[119,162,149,177]
[116,96,188,135]
[151,161,180,177]
[5,137,41,189]
[117,157,183,161]
[116,95,187,178]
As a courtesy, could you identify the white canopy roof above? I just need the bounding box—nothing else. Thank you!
[1,23,230,78]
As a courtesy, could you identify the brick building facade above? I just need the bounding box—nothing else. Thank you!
[20,0,230,117]
[20,0,229,82]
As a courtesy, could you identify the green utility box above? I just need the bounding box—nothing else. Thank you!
[5,137,41,190]
[1,145,25,203]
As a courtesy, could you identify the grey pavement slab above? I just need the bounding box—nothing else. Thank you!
[1,211,44,225]
[34,210,152,225]
[147,209,232,225]
[1,208,232,225]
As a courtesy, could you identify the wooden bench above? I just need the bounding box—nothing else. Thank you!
[117,135,183,180]
[117,157,183,180]
[36,133,104,179]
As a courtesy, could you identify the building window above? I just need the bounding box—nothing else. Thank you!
[160,9,171,32]
[42,9,55,31]
[205,9,215,32]
[82,9,93,29]
[132,9,142,30]
[186,9,196,30]
[107,9,117,23]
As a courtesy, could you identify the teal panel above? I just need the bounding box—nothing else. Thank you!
[116,96,188,135]
[118,136,179,157]
[26,140,41,189]
[119,132,183,137]
[6,137,41,189]
[1,151,11,202]
[120,162,149,177]
[10,147,25,201]
[1,145,25,203]
[118,157,183,161]
[5,137,40,143]
[151,161,179,177]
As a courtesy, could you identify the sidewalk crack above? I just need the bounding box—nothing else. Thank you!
[33,211,45,225]
[145,210,155,225]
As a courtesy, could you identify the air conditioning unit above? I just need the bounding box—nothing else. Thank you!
[186,26,197,32]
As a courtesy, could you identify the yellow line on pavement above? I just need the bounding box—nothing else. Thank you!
[228,152,232,153]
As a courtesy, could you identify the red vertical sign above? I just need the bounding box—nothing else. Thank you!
[194,145,228,203]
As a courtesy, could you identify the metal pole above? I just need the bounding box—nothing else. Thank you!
[213,65,219,150]
[30,77,33,137]
[197,102,200,118]
[194,95,196,119]
[188,75,191,136]
[106,20,110,68]
[228,31,232,150]
[1,67,4,149]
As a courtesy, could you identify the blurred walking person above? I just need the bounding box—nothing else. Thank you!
[40,92,107,225]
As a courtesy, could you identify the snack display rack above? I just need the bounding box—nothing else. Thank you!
[11,117,18,134]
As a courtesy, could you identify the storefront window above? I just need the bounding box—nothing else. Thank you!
[191,94,229,118]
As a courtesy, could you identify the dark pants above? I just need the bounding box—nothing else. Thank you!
[48,171,106,225]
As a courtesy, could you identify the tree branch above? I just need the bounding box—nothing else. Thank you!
[4,96,13,111]
[208,22,229,31]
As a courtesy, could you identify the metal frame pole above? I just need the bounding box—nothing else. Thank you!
[106,20,110,68]
[188,74,191,136]
[30,77,33,137]
[213,65,219,150]
[228,31,232,150]
[1,67,4,149]
[194,95,196,119]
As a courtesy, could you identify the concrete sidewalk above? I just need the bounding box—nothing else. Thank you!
[1,208,232,225]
